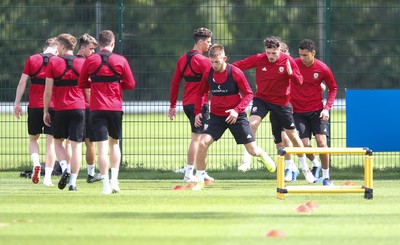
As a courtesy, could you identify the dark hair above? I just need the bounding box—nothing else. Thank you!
[263,36,281,49]
[79,33,98,48]
[280,42,289,54]
[193,27,212,42]
[44,37,58,49]
[57,33,77,51]
[98,30,115,47]
[298,39,315,51]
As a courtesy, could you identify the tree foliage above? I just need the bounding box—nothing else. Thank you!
[1,0,399,102]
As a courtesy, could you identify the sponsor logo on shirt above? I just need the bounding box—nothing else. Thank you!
[262,67,267,71]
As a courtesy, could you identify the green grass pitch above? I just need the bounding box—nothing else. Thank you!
[0,171,399,245]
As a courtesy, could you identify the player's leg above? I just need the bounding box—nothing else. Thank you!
[311,111,332,185]
[281,131,299,181]
[29,134,41,184]
[192,134,214,191]
[85,109,100,183]
[106,111,124,193]
[68,140,82,191]
[43,134,56,186]
[97,140,111,194]
[89,111,112,194]
[43,108,56,186]
[109,137,121,193]
[239,98,268,171]
[85,139,100,183]
[234,113,275,173]
[239,114,262,171]
[315,133,332,185]
[184,132,201,182]
[54,138,70,190]
[301,137,321,182]
[27,108,44,184]
[284,128,313,183]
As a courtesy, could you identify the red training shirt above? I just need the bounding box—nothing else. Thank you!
[78,48,136,112]
[45,54,85,111]
[233,52,303,106]
[195,63,253,117]
[291,58,338,113]
[169,50,211,108]
[22,53,54,108]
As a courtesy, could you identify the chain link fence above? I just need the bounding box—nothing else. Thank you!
[1,0,399,170]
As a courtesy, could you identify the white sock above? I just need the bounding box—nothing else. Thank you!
[292,162,299,171]
[87,164,95,176]
[243,148,252,164]
[59,160,68,172]
[66,163,71,173]
[111,168,119,183]
[31,153,40,167]
[196,170,205,182]
[44,167,53,182]
[311,158,321,167]
[102,175,110,186]
[69,173,77,186]
[285,160,294,170]
[298,156,309,170]
[184,164,194,178]
[322,168,330,179]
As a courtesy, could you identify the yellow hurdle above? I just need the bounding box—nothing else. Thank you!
[276,147,373,200]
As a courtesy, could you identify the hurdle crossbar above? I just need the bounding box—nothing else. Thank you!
[276,147,373,200]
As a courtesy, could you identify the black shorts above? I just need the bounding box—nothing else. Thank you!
[53,109,85,142]
[293,110,329,139]
[89,110,123,142]
[203,112,255,144]
[183,104,210,134]
[250,97,296,133]
[28,107,53,136]
[269,110,285,144]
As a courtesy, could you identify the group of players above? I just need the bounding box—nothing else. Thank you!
[168,28,338,190]
[14,30,135,194]
[14,27,337,193]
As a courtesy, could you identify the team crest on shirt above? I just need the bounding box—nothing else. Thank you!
[313,73,319,79]
[279,67,284,73]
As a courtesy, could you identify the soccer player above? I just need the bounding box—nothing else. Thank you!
[44,33,86,191]
[76,33,101,183]
[13,38,58,186]
[238,42,323,183]
[233,36,314,183]
[191,44,276,191]
[167,27,214,183]
[291,39,338,186]
[79,30,136,194]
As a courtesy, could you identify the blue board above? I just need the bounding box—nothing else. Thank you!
[346,89,400,152]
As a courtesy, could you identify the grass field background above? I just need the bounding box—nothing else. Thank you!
[0,170,399,245]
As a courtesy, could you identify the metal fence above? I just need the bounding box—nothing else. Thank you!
[1,0,400,170]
